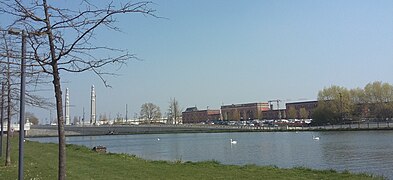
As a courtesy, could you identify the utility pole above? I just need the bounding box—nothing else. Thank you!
[19,29,27,180]
[82,107,85,134]
[8,28,27,180]
[125,104,128,122]
[0,82,4,157]
[49,110,53,124]
[277,100,281,120]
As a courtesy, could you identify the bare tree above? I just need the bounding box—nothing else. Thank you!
[1,30,52,167]
[167,98,182,124]
[299,108,309,120]
[98,114,108,125]
[232,109,241,121]
[140,102,161,124]
[2,31,14,166]
[364,81,393,120]
[287,106,297,119]
[25,112,39,125]
[1,0,156,179]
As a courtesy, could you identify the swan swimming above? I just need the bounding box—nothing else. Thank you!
[230,139,237,144]
[312,136,320,140]
[157,138,160,141]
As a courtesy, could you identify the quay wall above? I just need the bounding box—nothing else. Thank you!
[27,124,250,137]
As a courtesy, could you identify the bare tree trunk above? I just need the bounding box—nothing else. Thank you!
[53,67,65,180]
[5,69,11,166]
[42,0,66,179]
[5,40,12,166]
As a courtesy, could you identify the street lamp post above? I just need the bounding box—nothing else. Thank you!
[8,28,27,180]
[0,82,4,157]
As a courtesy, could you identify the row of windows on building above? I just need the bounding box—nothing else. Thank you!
[182,101,318,124]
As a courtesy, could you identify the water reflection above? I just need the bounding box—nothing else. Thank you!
[319,131,393,177]
[30,131,393,179]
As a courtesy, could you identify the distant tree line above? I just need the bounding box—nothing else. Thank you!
[138,98,182,124]
[312,81,393,125]
[102,98,182,125]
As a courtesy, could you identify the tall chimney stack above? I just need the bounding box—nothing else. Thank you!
[90,85,96,125]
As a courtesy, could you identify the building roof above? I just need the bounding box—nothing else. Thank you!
[185,107,198,112]
[286,100,318,105]
[221,102,268,109]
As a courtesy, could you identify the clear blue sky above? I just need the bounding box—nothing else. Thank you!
[19,0,393,123]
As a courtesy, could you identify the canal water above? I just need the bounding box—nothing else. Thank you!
[30,131,393,179]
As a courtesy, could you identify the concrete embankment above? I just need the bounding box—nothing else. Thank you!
[27,124,253,137]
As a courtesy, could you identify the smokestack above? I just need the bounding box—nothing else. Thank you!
[65,88,70,125]
[90,85,96,125]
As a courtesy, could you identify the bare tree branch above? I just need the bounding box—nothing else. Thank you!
[1,1,158,178]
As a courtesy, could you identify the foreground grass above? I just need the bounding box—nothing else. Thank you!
[0,137,383,180]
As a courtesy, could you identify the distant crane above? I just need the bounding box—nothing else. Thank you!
[268,99,282,120]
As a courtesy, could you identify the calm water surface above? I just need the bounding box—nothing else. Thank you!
[30,131,393,179]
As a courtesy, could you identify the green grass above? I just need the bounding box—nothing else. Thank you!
[0,136,384,180]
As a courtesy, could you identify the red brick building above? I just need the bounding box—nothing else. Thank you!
[182,107,221,124]
[262,109,286,120]
[221,102,270,121]
[285,100,318,119]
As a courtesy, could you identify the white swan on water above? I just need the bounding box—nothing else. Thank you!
[230,139,237,144]
[312,136,320,140]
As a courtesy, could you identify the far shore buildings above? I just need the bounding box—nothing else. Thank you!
[182,100,319,124]
[221,103,270,121]
[285,100,318,119]
[182,107,221,124]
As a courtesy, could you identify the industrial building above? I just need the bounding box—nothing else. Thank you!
[181,100,319,124]
[221,102,270,121]
[182,107,221,124]
[262,109,286,120]
[285,100,318,119]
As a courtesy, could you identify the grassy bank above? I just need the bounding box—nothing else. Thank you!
[0,136,383,180]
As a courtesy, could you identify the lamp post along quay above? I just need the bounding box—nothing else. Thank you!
[0,82,4,157]
[8,28,27,180]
